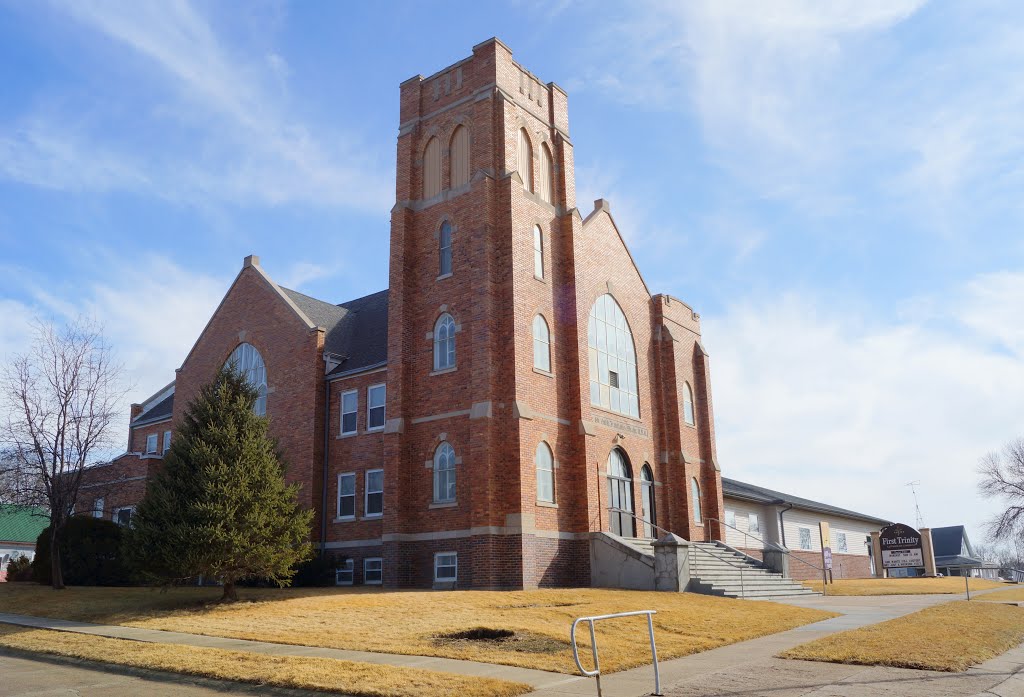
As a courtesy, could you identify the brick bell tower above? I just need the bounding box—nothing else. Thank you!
[382,38,581,588]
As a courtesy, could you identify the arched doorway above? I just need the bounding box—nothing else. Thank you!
[607,449,635,537]
[640,464,657,539]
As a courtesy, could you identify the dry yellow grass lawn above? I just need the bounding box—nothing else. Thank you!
[0,623,528,697]
[803,577,1005,595]
[781,601,1024,672]
[0,585,833,674]
[979,585,1024,602]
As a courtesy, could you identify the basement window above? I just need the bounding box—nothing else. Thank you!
[364,557,383,585]
[335,559,354,586]
[435,552,458,582]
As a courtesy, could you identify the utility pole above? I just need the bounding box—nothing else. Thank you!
[906,481,924,529]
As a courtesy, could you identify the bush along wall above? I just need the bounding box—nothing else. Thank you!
[32,516,131,586]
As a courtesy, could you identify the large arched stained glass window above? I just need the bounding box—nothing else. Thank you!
[226,343,267,416]
[588,294,639,418]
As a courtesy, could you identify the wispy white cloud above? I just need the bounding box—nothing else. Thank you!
[0,0,391,210]
[705,269,1024,542]
[572,0,1024,228]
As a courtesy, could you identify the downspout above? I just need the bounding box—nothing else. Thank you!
[320,378,331,559]
[778,502,794,548]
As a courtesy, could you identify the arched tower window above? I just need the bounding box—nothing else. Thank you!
[439,221,452,276]
[533,314,551,372]
[423,137,441,199]
[433,442,456,503]
[533,225,544,279]
[536,442,554,503]
[691,477,702,525]
[539,142,553,204]
[449,126,470,189]
[225,343,267,416]
[683,382,695,426]
[587,294,639,418]
[433,313,456,371]
[518,128,533,192]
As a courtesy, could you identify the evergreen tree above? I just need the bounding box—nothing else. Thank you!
[127,367,313,601]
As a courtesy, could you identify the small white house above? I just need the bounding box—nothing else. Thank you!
[0,506,48,580]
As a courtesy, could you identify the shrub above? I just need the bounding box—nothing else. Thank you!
[32,516,130,586]
[5,554,33,582]
[292,554,344,587]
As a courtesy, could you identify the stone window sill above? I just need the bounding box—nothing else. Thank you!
[533,368,553,378]
[430,367,457,377]
[429,501,458,509]
[337,432,358,439]
[437,272,453,281]
[333,516,356,523]
[361,514,383,521]
[536,500,558,509]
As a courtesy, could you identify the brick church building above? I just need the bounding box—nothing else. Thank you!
[78,38,727,589]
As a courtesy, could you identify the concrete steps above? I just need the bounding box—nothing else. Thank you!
[688,541,819,600]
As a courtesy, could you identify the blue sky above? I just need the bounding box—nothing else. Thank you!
[2,1,1023,548]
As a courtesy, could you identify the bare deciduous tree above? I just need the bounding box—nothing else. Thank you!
[1,319,127,589]
[979,437,1024,546]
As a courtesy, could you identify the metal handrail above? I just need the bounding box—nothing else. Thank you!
[704,516,830,593]
[571,610,661,697]
[704,516,827,575]
[607,507,755,598]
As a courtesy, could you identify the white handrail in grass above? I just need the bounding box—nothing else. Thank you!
[570,610,662,697]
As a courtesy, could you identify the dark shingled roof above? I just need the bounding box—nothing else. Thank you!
[930,525,978,561]
[132,392,174,426]
[279,287,389,376]
[722,477,890,525]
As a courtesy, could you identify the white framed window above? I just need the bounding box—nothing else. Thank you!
[691,478,702,524]
[749,513,760,534]
[92,497,104,519]
[433,442,456,503]
[533,315,551,372]
[341,390,358,435]
[533,225,544,279]
[434,552,457,582]
[335,559,354,586]
[433,314,456,371]
[725,509,736,528]
[112,506,134,527]
[536,442,554,503]
[365,469,384,517]
[337,472,356,519]
[367,384,386,431]
[439,221,453,276]
[837,532,848,553]
[162,430,171,454]
[363,557,383,585]
[587,294,639,418]
[225,342,268,416]
[146,433,158,454]
[799,527,812,550]
[683,382,695,426]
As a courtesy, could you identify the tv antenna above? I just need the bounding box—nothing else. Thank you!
[906,481,924,529]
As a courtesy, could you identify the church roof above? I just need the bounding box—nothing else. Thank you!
[279,287,389,376]
[722,477,890,525]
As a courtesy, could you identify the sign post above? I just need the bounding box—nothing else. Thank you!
[879,523,925,575]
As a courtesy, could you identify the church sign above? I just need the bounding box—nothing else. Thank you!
[879,523,924,569]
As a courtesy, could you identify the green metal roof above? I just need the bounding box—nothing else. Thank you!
[0,505,48,544]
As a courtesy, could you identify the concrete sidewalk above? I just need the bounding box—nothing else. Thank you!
[531,588,1017,696]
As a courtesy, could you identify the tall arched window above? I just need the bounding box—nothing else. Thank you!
[518,128,533,192]
[691,477,702,524]
[533,225,544,279]
[640,465,656,539]
[439,221,452,276]
[683,382,695,426]
[533,314,551,372]
[588,294,639,418]
[539,142,553,204]
[225,343,267,416]
[536,442,554,503]
[433,313,456,371]
[449,125,470,189]
[423,137,441,199]
[608,449,634,537]
[433,442,456,503]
